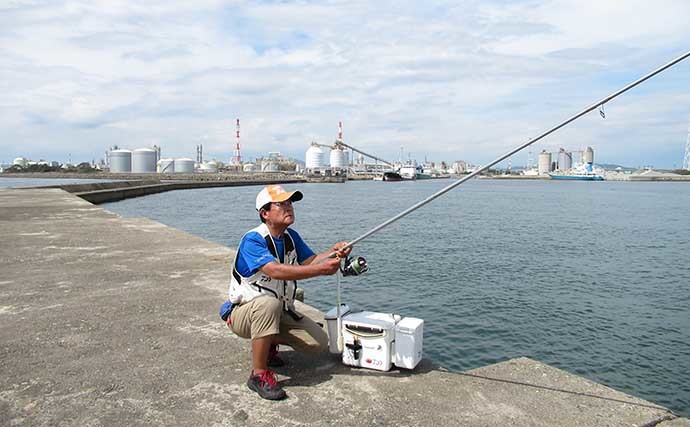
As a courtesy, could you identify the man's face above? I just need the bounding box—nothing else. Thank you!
[263,200,295,227]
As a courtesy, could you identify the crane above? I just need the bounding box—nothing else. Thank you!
[333,141,394,168]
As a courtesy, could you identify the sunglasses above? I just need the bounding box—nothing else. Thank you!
[271,200,293,208]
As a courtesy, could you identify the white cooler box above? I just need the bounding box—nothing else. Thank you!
[324,304,351,354]
[393,316,424,369]
[333,310,424,371]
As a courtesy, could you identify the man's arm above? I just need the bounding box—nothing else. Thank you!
[260,256,341,280]
[301,241,352,266]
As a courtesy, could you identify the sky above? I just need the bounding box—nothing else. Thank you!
[1,0,689,168]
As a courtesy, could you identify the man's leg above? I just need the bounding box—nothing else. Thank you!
[252,335,274,373]
[230,296,287,400]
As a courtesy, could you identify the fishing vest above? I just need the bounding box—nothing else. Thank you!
[229,223,299,312]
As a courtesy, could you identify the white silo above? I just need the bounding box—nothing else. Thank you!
[198,162,218,173]
[538,150,552,175]
[584,146,594,164]
[13,157,28,167]
[110,149,132,173]
[305,143,327,170]
[157,158,175,174]
[330,146,348,169]
[132,148,157,173]
[557,148,572,171]
[174,158,195,174]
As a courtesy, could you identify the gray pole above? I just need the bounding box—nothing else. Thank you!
[339,50,690,252]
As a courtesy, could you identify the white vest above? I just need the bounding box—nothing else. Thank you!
[228,223,299,312]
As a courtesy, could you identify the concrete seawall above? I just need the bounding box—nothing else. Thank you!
[58,178,306,204]
[1,188,687,426]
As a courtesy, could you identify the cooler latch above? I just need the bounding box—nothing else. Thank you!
[346,338,362,360]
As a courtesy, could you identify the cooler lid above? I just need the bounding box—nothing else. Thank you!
[395,317,424,333]
[324,304,351,320]
[342,311,397,329]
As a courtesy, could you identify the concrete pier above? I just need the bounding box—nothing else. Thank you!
[59,178,305,204]
[1,188,687,426]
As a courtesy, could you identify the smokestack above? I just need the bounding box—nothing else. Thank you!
[232,118,242,165]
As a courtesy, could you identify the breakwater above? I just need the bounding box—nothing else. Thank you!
[0,187,686,426]
[59,178,305,204]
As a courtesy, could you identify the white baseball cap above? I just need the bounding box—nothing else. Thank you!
[255,185,304,211]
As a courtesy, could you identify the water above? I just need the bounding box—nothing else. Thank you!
[102,179,690,416]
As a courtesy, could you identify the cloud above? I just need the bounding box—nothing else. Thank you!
[1,0,689,168]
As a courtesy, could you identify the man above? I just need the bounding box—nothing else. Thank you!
[227,184,351,400]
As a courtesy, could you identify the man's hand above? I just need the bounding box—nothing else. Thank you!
[331,241,352,258]
[318,256,342,275]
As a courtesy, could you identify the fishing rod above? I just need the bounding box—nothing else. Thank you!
[332,50,690,255]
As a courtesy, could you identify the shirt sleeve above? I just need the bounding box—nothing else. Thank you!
[237,232,278,276]
[287,229,316,264]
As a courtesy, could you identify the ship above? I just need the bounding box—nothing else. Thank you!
[549,163,604,181]
[398,163,417,180]
[397,161,450,180]
[373,171,403,181]
[416,163,433,179]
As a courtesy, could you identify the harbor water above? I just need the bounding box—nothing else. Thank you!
[99,179,689,416]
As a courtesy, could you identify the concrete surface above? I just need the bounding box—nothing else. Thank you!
[1,187,687,427]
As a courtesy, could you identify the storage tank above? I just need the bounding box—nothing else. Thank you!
[557,148,572,171]
[174,158,195,174]
[157,158,175,174]
[330,147,348,169]
[584,146,594,164]
[109,149,132,173]
[132,148,157,173]
[305,143,327,170]
[538,150,552,175]
[12,157,28,167]
[198,162,218,173]
[243,163,256,172]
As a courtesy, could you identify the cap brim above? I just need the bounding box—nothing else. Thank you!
[273,190,303,203]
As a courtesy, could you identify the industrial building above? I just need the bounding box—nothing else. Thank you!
[537,147,596,175]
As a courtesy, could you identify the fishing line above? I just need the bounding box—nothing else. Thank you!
[336,270,344,352]
[328,50,689,341]
[334,50,690,254]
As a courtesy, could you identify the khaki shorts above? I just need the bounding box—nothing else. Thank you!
[229,295,328,353]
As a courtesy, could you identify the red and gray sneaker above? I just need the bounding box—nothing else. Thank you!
[267,344,285,367]
[247,370,287,400]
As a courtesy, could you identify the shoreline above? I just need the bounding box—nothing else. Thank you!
[4,170,690,183]
[3,171,690,205]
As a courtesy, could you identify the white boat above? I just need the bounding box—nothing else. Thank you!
[398,163,417,180]
[549,163,604,181]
